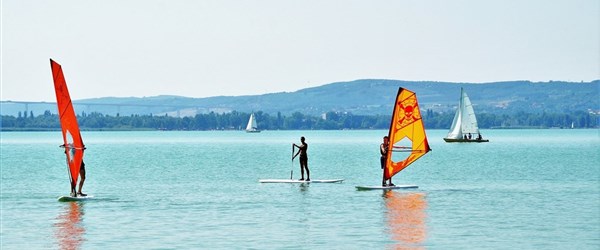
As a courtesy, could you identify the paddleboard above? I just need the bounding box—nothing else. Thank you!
[259,179,344,183]
[58,195,93,202]
[355,185,418,190]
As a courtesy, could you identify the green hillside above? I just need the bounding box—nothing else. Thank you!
[1,79,598,117]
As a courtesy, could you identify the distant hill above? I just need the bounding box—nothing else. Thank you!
[2,79,598,117]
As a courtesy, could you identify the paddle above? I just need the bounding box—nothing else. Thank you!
[290,143,294,179]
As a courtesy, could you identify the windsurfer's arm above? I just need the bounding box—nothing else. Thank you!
[381,144,389,155]
[292,150,300,160]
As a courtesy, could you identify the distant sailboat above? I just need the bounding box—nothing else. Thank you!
[444,88,489,143]
[356,87,431,190]
[245,113,261,133]
[51,59,90,201]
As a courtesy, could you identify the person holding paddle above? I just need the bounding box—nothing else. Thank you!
[292,136,310,181]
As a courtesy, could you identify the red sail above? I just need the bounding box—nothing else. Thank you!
[51,59,85,190]
[384,87,431,180]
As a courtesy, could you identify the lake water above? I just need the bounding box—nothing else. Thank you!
[1,129,599,249]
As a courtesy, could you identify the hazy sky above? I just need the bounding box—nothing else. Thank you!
[1,0,599,101]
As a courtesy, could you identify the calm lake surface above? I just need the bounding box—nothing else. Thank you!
[1,129,599,249]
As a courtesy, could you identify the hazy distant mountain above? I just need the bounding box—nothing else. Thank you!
[2,79,598,117]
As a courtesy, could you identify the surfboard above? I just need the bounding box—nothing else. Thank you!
[355,185,418,191]
[259,179,344,183]
[58,195,93,202]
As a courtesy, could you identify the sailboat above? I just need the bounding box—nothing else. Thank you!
[356,87,431,190]
[245,113,261,133]
[443,88,489,142]
[51,59,90,201]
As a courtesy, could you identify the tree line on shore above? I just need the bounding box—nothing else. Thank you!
[1,109,597,131]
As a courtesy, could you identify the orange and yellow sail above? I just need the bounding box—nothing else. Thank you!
[384,87,431,180]
[50,59,85,191]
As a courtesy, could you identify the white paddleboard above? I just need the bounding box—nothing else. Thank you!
[58,195,93,202]
[259,179,344,183]
[355,185,418,190]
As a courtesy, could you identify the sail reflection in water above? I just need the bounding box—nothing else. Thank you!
[54,202,85,249]
[384,191,427,249]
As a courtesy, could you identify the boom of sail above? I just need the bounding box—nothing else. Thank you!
[245,113,260,133]
[444,88,488,142]
[51,59,85,192]
[384,87,431,180]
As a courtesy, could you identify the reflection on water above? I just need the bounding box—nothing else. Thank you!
[383,191,427,249]
[299,183,309,193]
[54,202,85,250]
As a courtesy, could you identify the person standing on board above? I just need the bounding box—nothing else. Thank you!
[293,136,310,181]
[77,161,87,197]
[65,147,87,197]
[381,136,394,186]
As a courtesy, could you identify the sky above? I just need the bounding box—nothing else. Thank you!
[1,0,599,102]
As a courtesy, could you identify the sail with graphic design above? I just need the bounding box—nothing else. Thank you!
[245,113,261,133]
[356,87,431,190]
[51,59,85,196]
[444,88,488,142]
[383,87,431,180]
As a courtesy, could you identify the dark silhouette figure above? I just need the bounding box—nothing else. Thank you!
[293,137,310,181]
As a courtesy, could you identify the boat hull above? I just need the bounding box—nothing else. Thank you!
[443,138,489,143]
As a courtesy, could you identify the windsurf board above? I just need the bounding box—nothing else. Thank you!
[355,185,418,190]
[58,195,93,202]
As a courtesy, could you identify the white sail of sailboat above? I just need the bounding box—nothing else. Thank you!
[444,88,488,142]
[245,113,261,133]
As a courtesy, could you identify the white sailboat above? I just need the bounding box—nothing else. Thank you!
[443,88,488,142]
[245,113,261,133]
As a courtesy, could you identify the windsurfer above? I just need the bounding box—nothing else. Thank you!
[77,161,87,197]
[292,136,310,181]
[65,147,87,197]
[380,136,394,186]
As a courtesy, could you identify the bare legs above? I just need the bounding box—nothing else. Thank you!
[77,167,86,196]
[300,158,310,181]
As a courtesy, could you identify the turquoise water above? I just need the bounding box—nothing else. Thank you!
[1,129,599,249]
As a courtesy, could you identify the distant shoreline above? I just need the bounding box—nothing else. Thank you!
[2,127,596,132]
